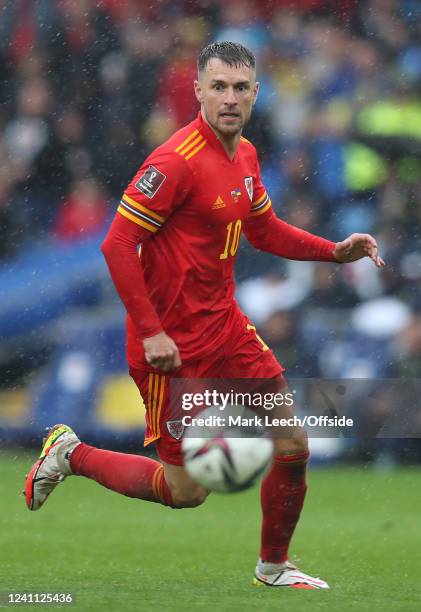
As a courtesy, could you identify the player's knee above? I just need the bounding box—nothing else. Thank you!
[273,427,308,456]
[171,486,209,509]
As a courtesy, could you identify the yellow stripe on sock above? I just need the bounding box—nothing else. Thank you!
[152,464,164,499]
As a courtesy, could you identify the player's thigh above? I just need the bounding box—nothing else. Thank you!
[162,461,210,508]
[222,330,308,455]
[262,376,308,455]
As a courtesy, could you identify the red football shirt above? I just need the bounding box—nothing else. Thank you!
[102,112,336,369]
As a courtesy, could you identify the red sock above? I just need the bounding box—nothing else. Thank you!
[70,443,174,507]
[260,451,309,564]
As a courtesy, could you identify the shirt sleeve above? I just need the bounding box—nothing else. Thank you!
[244,159,337,262]
[101,150,192,340]
[102,214,164,338]
[117,150,192,238]
[247,154,272,218]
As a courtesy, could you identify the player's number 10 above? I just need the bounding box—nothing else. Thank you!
[219,219,242,259]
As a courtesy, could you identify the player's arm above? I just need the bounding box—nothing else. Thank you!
[102,215,181,370]
[244,204,337,262]
[101,152,192,371]
[333,233,384,266]
[243,158,383,266]
[244,205,384,266]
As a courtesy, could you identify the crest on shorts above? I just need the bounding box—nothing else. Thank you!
[244,176,254,201]
[166,419,185,440]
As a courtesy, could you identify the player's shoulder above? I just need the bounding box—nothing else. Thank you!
[239,135,258,159]
[239,135,259,170]
[239,135,256,150]
[151,117,204,165]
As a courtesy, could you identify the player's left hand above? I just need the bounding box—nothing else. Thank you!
[333,233,385,267]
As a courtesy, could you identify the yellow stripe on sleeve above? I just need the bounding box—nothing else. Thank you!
[117,206,158,232]
[175,129,199,153]
[249,199,272,217]
[122,193,165,223]
[252,191,268,207]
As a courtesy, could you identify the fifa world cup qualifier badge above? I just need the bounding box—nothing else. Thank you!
[135,165,166,198]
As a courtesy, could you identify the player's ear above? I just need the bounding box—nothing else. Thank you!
[252,81,260,106]
[194,79,203,104]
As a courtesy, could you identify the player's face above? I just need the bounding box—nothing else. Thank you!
[195,58,259,138]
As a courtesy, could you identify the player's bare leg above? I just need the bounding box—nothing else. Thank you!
[162,462,209,508]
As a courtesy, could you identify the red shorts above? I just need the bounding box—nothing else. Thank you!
[130,320,285,466]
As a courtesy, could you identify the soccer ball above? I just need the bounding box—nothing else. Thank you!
[182,434,273,493]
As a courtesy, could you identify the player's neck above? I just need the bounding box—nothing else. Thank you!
[200,111,240,160]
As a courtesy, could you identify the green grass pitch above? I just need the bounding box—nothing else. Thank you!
[1,451,420,611]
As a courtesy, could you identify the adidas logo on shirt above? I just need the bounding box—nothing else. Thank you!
[212,196,226,209]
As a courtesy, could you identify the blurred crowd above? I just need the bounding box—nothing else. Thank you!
[1,0,421,392]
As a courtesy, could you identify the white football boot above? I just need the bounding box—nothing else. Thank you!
[25,424,80,511]
[253,559,330,589]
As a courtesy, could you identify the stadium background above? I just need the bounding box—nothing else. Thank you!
[1,2,421,610]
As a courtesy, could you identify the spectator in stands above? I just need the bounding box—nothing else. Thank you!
[53,178,109,243]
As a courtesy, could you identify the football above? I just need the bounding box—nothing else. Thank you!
[182,434,273,493]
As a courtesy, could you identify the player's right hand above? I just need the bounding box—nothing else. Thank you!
[143,331,182,371]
